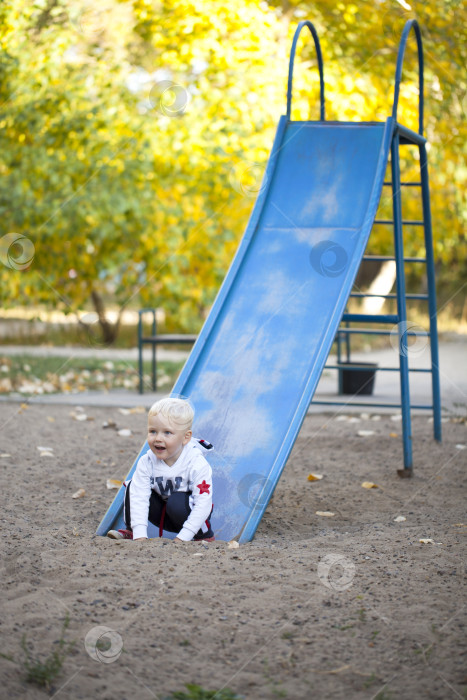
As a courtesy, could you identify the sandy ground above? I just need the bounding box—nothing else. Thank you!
[0,401,466,700]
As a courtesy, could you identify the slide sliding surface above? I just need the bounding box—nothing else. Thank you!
[97,117,393,542]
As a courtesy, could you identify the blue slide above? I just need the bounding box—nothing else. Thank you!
[97,24,393,543]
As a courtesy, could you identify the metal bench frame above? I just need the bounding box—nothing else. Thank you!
[137,309,196,393]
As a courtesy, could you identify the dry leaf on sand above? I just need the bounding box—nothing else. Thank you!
[118,429,132,437]
[362,481,379,489]
[72,488,86,499]
[106,479,122,490]
[102,420,117,429]
[316,510,335,517]
[419,538,442,545]
[307,473,323,481]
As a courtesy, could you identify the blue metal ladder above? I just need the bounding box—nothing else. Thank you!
[312,20,442,474]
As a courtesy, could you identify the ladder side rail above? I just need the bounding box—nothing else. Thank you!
[419,143,442,442]
[392,131,413,472]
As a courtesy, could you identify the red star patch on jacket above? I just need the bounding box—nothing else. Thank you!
[197,480,211,495]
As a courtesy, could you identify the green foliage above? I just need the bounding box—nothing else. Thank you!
[163,684,243,700]
[0,0,465,340]
[20,614,75,689]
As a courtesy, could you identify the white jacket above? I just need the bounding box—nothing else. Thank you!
[129,438,213,541]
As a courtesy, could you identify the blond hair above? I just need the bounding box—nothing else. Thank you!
[148,397,194,432]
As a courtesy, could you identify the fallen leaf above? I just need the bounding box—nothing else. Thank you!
[1,453,11,457]
[316,511,335,517]
[228,540,240,549]
[72,488,86,499]
[394,515,406,522]
[391,415,402,421]
[307,473,323,481]
[455,444,466,450]
[118,429,132,437]
[128,406,146,414]
[102,420,117,429]
[118,408,131,415]
[47,416,55,423]
[193,553,204,557]
[106,479,122,490]
[361,481,379,489]
[389,432,398,438]
[37,445,53,452]
[40,451,54,457]
[357,430,375,437]
[419,538,442,545]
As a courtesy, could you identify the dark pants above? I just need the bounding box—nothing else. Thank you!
[123,481,214,540]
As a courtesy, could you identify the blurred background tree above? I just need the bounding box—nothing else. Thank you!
[0,0,465,342]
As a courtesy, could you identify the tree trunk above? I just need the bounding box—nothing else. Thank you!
[89,290,121,345]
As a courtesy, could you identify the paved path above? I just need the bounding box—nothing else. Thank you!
[0,337,465,414]
[0,344,190,362]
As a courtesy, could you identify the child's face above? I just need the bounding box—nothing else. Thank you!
[147,414,192,466]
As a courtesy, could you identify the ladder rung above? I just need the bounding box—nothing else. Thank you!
[383,182,422,187]
[374,220,425,226]
[311,401,434,410]
[342,313,398,324]
[337,328,430,337]
[362,256,427,263]
[325,365,432,374]
[349,293,429,300]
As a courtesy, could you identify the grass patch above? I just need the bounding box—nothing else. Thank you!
[0,354,185,396]
[20,614,75,689]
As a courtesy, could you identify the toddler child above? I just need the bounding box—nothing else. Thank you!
[107,397,214,542]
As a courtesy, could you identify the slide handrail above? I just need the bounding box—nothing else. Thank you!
[392,19,424,136]
[286,20,325,121]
